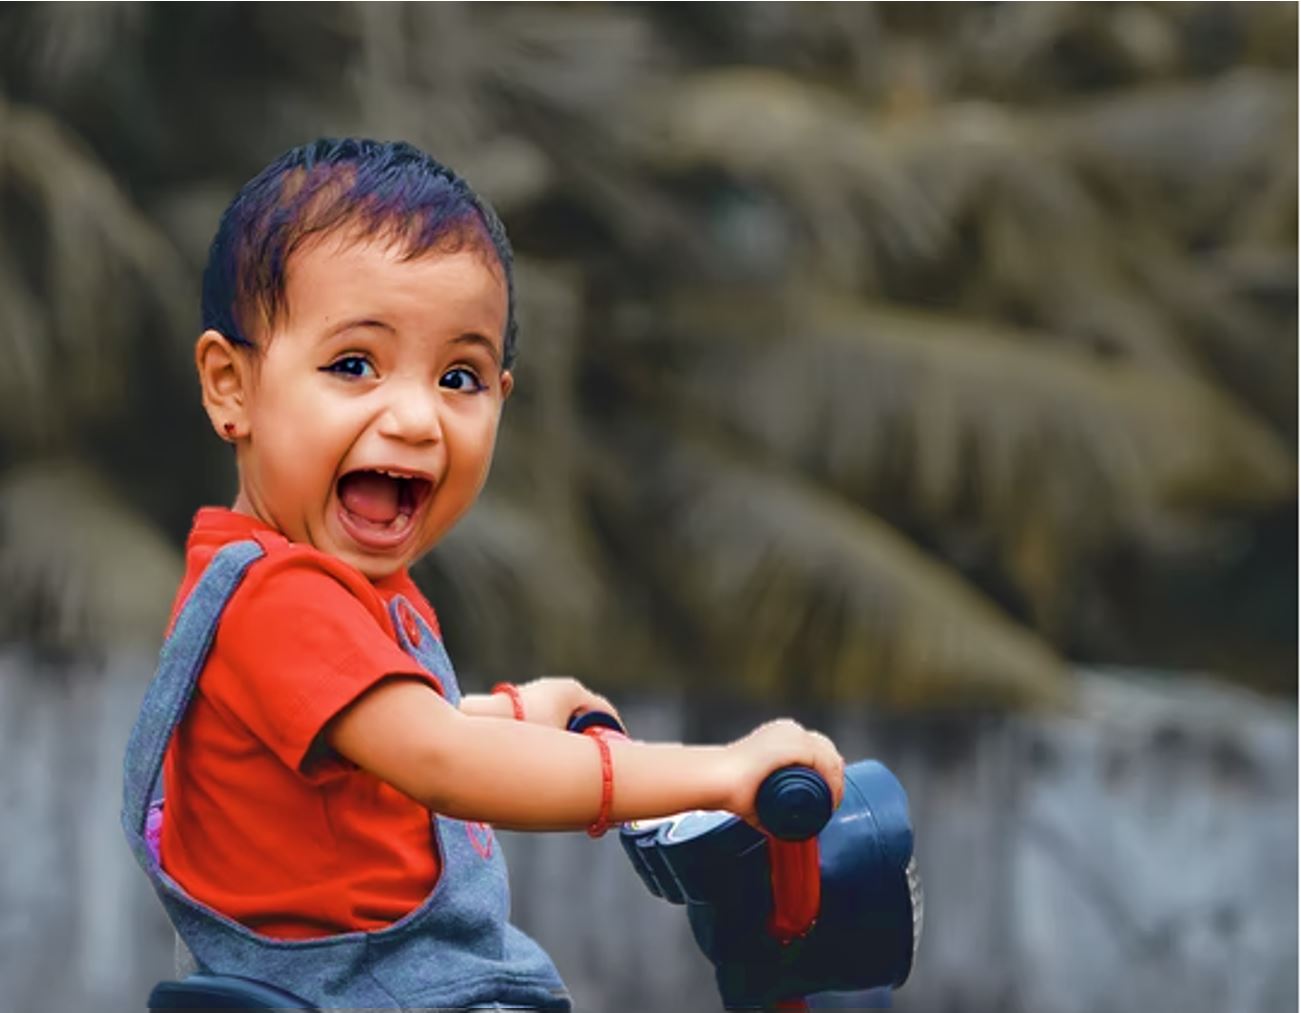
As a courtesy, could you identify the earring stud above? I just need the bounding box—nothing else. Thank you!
[223,422,236,438]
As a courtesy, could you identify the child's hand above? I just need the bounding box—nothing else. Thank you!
[721,719,845,828]
[515,677,624,733]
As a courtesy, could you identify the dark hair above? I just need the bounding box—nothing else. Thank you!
[201,138,518,368]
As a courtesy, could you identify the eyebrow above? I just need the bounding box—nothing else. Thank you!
[323,317,396,340]
[451,333,502,367]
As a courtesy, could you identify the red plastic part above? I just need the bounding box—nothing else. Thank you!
[767,836,821,943]
[767,835,821,1007]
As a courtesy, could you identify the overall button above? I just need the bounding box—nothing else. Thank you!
[399,602,422,646]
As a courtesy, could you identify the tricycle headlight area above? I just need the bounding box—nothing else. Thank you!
[907,853,924,967]
[618,759,920,1003]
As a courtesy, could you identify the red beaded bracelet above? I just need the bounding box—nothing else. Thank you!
[585,729,615,839]
[490,682,525,722]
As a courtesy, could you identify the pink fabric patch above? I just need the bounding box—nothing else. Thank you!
[146,800,164,863]
[465,821,494,860]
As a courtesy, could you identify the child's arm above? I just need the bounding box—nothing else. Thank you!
[326,677,843,831]
[458,677,622,730]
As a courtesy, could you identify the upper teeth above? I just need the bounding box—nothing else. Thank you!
[376,469,408,479]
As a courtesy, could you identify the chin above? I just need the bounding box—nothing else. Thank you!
[353,556,406,582]
[325,541,404,581]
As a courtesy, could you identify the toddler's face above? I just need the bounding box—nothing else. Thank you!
[230,233,512,580]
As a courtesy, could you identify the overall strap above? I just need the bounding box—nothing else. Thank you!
[388,594,461,707]
[121,539,265,868]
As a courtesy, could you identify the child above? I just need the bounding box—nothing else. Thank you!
[122,138,844,1011]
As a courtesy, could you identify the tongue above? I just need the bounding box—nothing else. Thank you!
[339,472,402,523]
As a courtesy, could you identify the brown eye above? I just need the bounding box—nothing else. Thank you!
[322,356,375,378]
[440,367,485,392]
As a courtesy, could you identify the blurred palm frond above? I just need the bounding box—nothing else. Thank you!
[418,493,603,682]
[669,291,1293,518]
[1050,68,1297,238]
[343,4,662,219]
[8,3,146,93]
[646,438,1072,709]
[0,94,189,452]
[0,462,182,657]
[489,260,586,507]
[650,67,1295,384]
[646,68,951,285]
[656,291,1292,631]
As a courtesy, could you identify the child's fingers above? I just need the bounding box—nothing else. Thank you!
[724,719,845,820]
[808,729,846,809]
[762,721,843,807]
[575,689,624,733]
[519,676,625,732]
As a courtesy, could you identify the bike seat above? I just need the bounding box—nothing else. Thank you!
[148,973,317,1010]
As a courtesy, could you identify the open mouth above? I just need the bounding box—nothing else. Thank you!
[336,469,433,549]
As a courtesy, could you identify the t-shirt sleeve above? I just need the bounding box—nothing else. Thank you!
[203,553,444,781]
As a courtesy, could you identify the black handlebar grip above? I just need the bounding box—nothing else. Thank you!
[566,710,626,736]
[755,766,833,841]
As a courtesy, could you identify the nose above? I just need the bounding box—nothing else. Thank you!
[377,378,443,444]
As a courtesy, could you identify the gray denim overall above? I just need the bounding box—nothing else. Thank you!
[122,538,572,1010]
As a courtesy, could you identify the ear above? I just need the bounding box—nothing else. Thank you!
[499,369,514,401]
[195,329,255,441]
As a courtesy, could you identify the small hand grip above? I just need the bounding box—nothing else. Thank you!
[755,766,833,841]
[566,710,626,736]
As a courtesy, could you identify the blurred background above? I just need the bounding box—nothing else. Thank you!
[0,3,1295,1011]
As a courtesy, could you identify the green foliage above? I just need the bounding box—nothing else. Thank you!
[0,4,1293,703]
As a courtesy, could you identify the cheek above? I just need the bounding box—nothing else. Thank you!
[470,418,503,476]
[447,412,502,486]
[250,410,336,491]
[257,383,349,452]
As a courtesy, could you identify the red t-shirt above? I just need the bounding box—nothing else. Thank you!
[160,507,446,939]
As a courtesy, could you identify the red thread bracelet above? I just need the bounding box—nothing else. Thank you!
[585,730,615,838]
[490,682,525,722]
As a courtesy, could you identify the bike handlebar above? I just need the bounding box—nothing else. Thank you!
[755,765,834,841]
[566,710,833,842]
[565,710,626,736]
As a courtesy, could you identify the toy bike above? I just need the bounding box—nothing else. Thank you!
[149,714,921,1010]
[573,713,922,1009]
